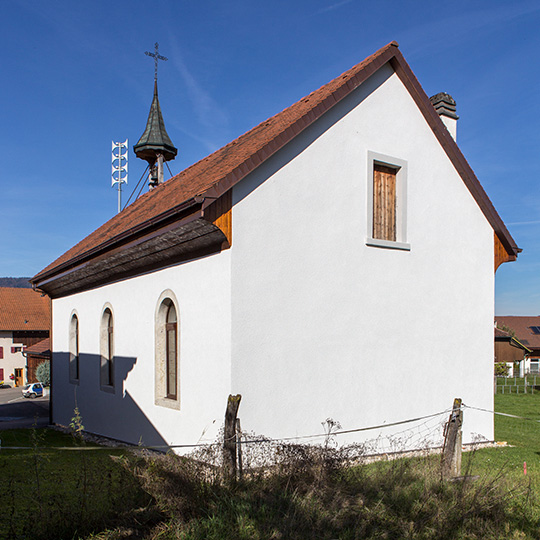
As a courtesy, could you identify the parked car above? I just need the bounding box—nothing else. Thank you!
[22,383,44,399]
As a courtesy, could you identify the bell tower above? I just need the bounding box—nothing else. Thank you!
[133,43,178,188]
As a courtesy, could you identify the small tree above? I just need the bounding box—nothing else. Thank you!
[35,361,50,386]
[494,362,509,377]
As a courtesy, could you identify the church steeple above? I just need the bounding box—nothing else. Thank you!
[134,43,177,188]
[133,79,178,163]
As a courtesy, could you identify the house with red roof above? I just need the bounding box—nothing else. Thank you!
[32,42,518,451]
[24,337,51,384]
[495,317,540,376]
[494,326,531,377]
[0,287,50,386]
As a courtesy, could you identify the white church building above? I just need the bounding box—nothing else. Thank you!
[32,42,519,451]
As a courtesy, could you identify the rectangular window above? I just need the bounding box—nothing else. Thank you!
[0,347,3,359]
[373,164,397,241]
[366,152,410,251]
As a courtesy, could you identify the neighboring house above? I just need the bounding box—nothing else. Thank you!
[24,338,51,384]
[32,42,519,451]
[0,288,51,386]
[495,317,540,376]
[494,326,531,377]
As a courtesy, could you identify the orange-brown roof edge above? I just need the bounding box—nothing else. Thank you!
[32,197,202,284]
[389,47,519,259]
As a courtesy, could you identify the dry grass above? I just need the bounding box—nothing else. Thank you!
[116,437,540,540]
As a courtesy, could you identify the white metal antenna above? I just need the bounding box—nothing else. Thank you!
[112,139,128,213]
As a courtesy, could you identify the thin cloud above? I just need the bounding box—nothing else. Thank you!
[166,35,230,151]
[400,0,540,59]
[506,220,540,226]
[315,0,354,15]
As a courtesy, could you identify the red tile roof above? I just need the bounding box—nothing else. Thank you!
[25,337,50,356]
[495,327,512,339]
[496,317,540,352]
[32,41,519,287]
[0,288,51,331]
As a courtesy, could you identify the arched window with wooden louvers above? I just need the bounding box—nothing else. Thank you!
[100,307,114,390]
[166,303,177,399]
[69,313,79,383]
[154,292,181,410]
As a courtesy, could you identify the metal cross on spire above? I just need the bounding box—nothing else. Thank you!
[144,42,168,81]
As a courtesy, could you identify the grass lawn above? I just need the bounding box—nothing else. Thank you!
[3,394,540,540]
[0,428,153,540]
[466,393,540,479]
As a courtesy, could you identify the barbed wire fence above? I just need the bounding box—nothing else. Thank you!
[2,396,532,481]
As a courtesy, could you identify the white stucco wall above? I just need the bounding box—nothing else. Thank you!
[51,61,498,453]
[230,64,495,449]
[52,251,231,448]
[0,332,25,386]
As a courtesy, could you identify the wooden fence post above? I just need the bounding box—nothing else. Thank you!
[223,394,241,481]
[441,397,463,479]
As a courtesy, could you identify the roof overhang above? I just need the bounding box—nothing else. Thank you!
[495,335,533,354]
[33,201,228,298]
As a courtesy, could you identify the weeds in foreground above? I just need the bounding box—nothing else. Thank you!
[125,437,540,540]
[3,400,540,540]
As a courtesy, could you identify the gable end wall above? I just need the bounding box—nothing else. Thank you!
[230,64,494,446]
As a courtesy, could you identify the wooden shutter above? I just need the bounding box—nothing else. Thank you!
[373,164,397,241]
[0,347,3,359]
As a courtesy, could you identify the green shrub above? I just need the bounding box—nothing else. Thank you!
[35,360,50,386]
[495,362,509,377]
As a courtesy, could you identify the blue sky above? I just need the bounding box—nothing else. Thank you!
[1,0,539,314]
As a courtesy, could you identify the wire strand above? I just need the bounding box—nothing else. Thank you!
[0,408,451,452]
[166,161,174,178]
[122,165,149,210]
[463,403,540,422]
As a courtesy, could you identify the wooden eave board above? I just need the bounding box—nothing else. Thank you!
[38,219,226,298]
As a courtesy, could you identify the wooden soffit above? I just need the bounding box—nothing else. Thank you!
[34,213,228,298]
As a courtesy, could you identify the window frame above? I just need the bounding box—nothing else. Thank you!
[165,303,178,400]
[366,151,410,251]
[69,312,80,384]
[155,291,181,410]
[100,306,115,392]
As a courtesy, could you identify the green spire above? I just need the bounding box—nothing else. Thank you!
[133,80,178,165]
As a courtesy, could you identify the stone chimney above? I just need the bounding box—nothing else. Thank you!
[430,92,458,141]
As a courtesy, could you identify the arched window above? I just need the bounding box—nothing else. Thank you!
[166,303,177,399]
[155,293,180,409]
[69,314,79,383]
[100,308,114,389]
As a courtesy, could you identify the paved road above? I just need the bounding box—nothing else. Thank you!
[0,386,49,429]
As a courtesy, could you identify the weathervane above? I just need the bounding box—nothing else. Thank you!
[145,42,168,81]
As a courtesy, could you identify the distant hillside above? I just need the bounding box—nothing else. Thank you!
[0,277,32,288]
